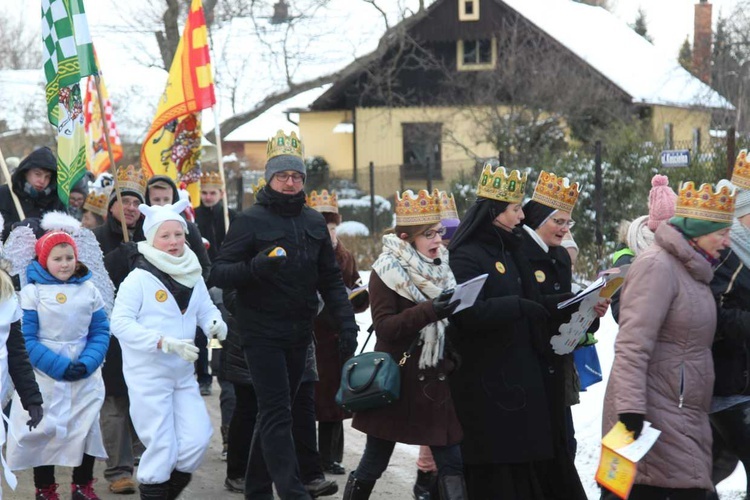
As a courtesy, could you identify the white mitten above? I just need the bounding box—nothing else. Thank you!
[208,320,228,342]
[161,337,200,362]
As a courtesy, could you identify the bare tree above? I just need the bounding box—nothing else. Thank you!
[0,11,42,70]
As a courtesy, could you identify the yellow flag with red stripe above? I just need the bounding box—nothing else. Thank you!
[140,0,215,206]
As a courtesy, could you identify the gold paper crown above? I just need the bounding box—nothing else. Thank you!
[674,181,736,223]
[251,177,266,194]
[436,189,458,220]
[395,189,441,226]
[116,164,147,196]
[266,130,304,160]
[83,189,109,217]
[307,189,339,214]
[532,170,580,213]
[200,171,223,189]
[732,150,750,189]
[476,164,527,204]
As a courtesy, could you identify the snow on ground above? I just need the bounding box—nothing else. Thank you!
[355,271,747,499]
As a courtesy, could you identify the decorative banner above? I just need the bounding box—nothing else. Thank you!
[84,55,123,176]
[140,0,216,207]
[42,0,98,205]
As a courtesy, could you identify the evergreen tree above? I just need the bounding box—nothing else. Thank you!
[631,8,653,43]
[678,36,693,73]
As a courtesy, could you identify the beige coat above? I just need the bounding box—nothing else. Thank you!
[602,223,716,490]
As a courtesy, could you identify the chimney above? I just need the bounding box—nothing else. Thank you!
[693,0,712,84]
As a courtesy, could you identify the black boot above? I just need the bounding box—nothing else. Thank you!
[139,482,170,500]
[413,470,437,499]
[342,473,376,500]
[438,475,468,500]
[166,470,191,500]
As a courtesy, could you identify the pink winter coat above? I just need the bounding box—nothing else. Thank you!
[602,223,716,491]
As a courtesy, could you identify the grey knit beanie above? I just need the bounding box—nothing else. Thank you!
[735,189,750,218]
[265,155,306,182]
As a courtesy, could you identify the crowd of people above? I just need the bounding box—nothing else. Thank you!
[0,132,749,500]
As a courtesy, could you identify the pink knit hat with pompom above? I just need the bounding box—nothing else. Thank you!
[648,174,677,232]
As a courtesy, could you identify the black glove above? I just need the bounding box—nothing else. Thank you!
[251,246,287,279]
[518,298,551,320]
[619,413,645,440]
[62,361,88,382]
[350,290,369,310]
[432,289,460,320]
[339,328,359,360]
[26,404,43,431]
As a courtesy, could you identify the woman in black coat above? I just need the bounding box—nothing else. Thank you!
[447,166,560,499]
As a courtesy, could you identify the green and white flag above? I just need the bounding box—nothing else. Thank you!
[42,0,97,205]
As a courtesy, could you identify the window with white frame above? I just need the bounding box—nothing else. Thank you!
[457,38,496,71]
[459,0,480,21]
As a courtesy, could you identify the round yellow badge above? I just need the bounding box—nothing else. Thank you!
[535,270,546,283]
[55,293,66,304]
[155,290,168,303]
[495,261,506,274]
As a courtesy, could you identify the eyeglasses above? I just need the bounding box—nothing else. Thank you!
[420,226,447,239]
[274,172,305,183]
[550,218,575,228]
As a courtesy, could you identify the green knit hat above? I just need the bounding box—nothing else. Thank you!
[669,216,731,238]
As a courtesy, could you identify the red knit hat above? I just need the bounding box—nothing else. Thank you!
[35,231,77,269]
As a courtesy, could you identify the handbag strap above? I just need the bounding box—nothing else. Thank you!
[359,324,420,367]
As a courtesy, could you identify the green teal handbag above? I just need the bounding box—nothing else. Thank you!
[335,326,416,412]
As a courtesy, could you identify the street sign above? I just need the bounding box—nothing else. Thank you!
[660,149,690,168]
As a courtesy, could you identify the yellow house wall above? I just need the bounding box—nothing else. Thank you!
[298,111,354,174]
[650,105,712,146]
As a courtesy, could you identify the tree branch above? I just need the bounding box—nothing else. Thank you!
[206,71,344,143]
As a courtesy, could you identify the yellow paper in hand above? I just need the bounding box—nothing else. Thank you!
[596,446,637,499]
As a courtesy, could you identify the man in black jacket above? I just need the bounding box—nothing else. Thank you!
[92,167,148,495]
[210,131,357,499]
[0,147,66,239]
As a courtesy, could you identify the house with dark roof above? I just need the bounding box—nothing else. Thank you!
[293,0,732,195]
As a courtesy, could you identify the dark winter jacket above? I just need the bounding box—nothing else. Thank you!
[195,202,237,261]
[448,224,554,464]
[144,175,211,279]
[315,241,369,422]
[711,248,750,396]
[8,321,43,410]
[0,147,66,239]
[93,216,145,397]
[610,245,635,324]
[351,271,463,446]
[209,185,356,348]
[520,228,589,500]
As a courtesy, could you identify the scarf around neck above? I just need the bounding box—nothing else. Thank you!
[136,241,202,288]
[371,233,456,369]
[730,218,750,268]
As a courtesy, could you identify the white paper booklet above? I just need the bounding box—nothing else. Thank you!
[449,274,488,313]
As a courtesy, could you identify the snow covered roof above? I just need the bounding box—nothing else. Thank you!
[500,0,733,110]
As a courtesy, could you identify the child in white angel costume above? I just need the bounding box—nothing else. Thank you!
[110,200,227,499]
[5,212,113,500]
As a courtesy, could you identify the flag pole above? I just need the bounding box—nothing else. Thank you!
[0,145,25,221]
[212,106,230,234]
[94,74,129,242]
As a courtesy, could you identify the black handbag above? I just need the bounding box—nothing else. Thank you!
[335,325,417,412]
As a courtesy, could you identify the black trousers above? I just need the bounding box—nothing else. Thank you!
[226,383,258,480]
[195,329,212,386]
[243,343,309,499]
[318,421,344,465]
[34,454,95,488]
[709,399,750,499]
[292,381,324,484]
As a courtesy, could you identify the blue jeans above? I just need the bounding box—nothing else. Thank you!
[354,434,463,482]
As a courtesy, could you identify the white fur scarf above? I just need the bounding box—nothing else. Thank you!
[627,215,656,256]
[371,234,456,369]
